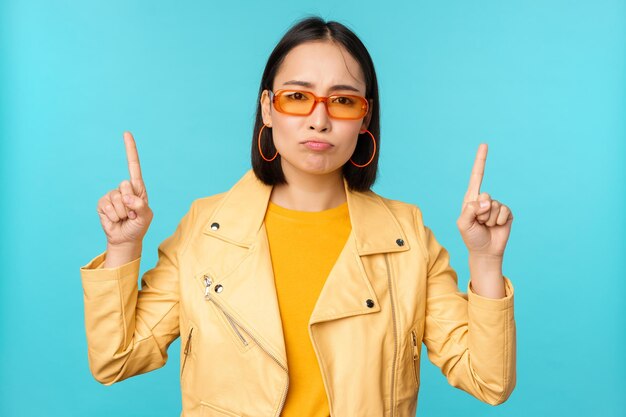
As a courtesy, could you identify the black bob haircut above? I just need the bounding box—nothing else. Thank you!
[251,16,380,192]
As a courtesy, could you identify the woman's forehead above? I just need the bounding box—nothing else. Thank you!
[273,41,366,94]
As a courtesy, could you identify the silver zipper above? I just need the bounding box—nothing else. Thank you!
[181,327,193,378]
[202,274,289,416]
[203,275,248,346]
[411,329,419,387]
[385,254,398,417]
[204,275,212,298]
[223,307,249,346]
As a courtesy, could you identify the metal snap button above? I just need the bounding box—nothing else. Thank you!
[210,222,220,231]
[396,238,404,246]
[214,284,224,293]
[366,299,375,308]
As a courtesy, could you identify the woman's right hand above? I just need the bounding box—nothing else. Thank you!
[97,132,153,248]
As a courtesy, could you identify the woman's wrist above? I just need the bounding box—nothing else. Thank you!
[468,252,505,299]
[104,242,142,268]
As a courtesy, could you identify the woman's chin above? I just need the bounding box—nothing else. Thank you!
[280,153,347,177]
[299,159,344,176]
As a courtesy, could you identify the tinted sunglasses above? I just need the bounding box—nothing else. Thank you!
[269,89,369,120]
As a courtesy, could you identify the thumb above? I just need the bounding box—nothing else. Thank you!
[458,200,490,230]
[122,194,149,217]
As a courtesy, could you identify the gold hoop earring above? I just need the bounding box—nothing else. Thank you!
[350,129,377,168]
[258,124,278,162]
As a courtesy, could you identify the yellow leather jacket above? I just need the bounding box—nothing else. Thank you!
[80,169,516,417]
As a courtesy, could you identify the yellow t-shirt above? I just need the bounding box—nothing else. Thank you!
[264,200,352,417]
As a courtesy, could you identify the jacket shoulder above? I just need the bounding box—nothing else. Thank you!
[374,193,427,228]
[191,191,228,212]
[186,192,228,225]
[171,192,228,230]
[372,192,430,258]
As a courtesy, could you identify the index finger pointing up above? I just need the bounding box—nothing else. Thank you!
[123,131,144,184]
[464,143,488,202]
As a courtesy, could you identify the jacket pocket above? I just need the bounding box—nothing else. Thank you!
[199,272,253,353]
[411,329,420,388]
[200,400,242,417]
[181,323,195,380]
[411,325,422,389]
[209,298,253,353]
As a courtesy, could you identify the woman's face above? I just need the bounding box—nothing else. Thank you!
[260,40,372,178]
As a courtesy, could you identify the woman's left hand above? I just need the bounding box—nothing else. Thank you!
[456,144,513,258]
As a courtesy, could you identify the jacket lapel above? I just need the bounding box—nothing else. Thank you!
[200,169,410,366]
[307,178,411,326]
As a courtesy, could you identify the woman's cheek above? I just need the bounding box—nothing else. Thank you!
[274,122,299,149]
[342,129,361,157]
[270,127,291,154]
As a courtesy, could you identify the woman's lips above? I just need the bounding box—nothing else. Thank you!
[303,140,333,151]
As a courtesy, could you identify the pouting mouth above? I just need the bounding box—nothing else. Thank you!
[301,138,333,146]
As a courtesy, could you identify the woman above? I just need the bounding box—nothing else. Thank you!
[80,16,516,417]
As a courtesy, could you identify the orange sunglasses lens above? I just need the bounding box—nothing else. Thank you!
[272,90,368,119]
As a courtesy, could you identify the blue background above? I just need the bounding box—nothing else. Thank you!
[1,1,624,416]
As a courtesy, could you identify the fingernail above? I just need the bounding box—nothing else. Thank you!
[480,201,489,208]
[123,195,131,203]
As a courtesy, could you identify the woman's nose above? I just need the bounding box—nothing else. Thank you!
[308,100,331,131]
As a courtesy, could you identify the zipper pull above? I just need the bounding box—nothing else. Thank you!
[184,328,193,355]
[204,275,213,299]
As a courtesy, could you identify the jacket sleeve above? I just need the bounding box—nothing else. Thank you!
[79,201,196,385]
[419,218,516,405]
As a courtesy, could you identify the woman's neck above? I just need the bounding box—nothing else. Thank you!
[269,164,346,212]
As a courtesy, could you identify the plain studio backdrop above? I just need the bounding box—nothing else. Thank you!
[0,1,624,416]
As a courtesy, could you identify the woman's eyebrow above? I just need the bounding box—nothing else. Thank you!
[282,80,360,93]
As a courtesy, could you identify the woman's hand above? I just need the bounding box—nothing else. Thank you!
[456,144,513,259]
[96,132,153,248]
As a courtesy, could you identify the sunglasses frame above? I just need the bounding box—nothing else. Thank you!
[269,89,369,120]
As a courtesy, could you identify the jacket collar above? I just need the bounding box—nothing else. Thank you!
[202,169,410,255]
